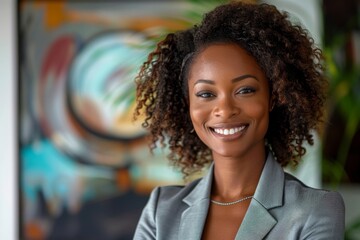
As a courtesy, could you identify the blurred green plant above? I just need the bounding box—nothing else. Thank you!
[323,33,360,240]
[346,216,360,240]
[322,37,360,187]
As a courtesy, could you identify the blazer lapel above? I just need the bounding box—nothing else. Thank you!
[178,164,213,240]
[178,153,284,240]
[235,153,284,240]
[234,199,277,239]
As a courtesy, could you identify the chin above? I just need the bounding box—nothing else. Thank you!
[212,149,246,159]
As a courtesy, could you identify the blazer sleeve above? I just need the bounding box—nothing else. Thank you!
[133,187,160,240]
[301,191,345,240]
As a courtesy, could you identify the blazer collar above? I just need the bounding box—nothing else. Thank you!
[235,152,284,239]
[179,164,213,240]
[179,153,284,240]
[183,163,214,205]
[253,151,284,209]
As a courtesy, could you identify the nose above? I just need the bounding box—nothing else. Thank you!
[213,95,240,119]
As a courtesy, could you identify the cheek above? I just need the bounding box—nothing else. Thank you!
[189,101,214,147]
[252,102,268,117]
[248,100,270,131]
[188,94,212,125]
[189,106,213,148]
[189,103,208,126]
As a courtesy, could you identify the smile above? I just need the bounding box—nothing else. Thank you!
[213,126,246,136]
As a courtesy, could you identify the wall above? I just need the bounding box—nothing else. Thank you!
[0,0,17,239]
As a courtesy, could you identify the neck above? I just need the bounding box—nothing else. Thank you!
[211,146,266,200]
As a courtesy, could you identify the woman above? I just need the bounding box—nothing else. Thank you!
[133,2,345,240]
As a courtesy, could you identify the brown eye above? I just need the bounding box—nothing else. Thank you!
[236,87,255,95]
[196,91,215,98]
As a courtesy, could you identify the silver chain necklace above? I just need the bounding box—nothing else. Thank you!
[210,196,253,206]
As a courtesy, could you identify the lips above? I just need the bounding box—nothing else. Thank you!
[209,123,248,138]
[213,126,246,135]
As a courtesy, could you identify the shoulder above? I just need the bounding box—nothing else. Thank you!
[281,173,345,239]
[133,178,203,239]
[283,172,344,208]
[149,177,202,205]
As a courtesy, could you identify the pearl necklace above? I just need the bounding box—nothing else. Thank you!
[210,196,253,206]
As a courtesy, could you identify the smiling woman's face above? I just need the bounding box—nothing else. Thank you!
[188,43,271,160]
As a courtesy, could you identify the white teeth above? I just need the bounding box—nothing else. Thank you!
[213,126,246,135]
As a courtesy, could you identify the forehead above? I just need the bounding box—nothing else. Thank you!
[188,43,265,80]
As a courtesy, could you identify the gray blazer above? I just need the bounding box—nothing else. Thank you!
[134,153,345,239]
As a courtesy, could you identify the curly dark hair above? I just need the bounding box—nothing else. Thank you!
[134,1,327,177]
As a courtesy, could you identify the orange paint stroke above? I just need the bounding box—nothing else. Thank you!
[23,1,191,31]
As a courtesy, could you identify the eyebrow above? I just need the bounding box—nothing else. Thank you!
[194,74,258,86]
[232,74,258,83]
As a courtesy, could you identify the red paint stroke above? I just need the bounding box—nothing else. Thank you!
[40,36,75,82]
[38,35,76,136]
